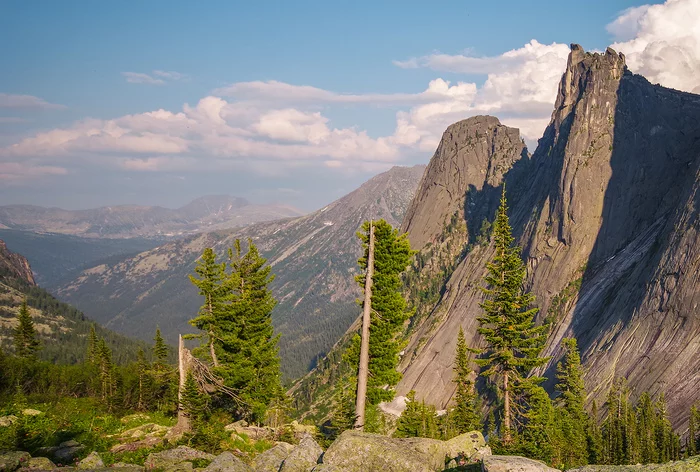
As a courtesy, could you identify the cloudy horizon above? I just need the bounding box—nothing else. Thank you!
[2,0,699,212]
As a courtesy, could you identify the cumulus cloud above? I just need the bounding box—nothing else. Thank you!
[122,70,189,85]
[611,0,700,94]
[0,93,65,109]
[6,1,699,183]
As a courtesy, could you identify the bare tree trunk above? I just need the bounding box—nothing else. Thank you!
[354,222,375,430]
[169,334,191,437]
[503,371,511,443]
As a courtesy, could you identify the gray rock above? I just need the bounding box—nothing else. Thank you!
[320,430,444,472]
[77,452,104,469]
[442,431,489,462]
[22,457,56,470]
[253,443,295,472]
[144,446,215,471]
[0,451,30,472]
[110,462,144,472]
[21,409,42,417]
[482,455,561,472]
[279,435,323,472]
[53,441,85,465]
[202,452,251,472]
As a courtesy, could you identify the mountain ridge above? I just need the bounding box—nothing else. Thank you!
[0,195,303,239]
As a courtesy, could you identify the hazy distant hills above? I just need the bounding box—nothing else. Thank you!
[56,165,426,380]
[0,195,304,239]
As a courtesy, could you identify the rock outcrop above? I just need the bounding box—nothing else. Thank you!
[317,430,487,472]
[397,44,700,428]
[482,455,560,472]
[0,240,35,285]
[279,435,323,472]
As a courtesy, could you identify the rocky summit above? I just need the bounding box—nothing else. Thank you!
[395,44,700,429]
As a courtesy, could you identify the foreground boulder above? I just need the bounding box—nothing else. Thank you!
[77,452,104,469]
[253,443,296,472]
[202,452,251,472]
[0,451,30,472]
[319,430,489,472]
[21,457,56,471]
[483,455,560,472]
[144,445,215,470]
[279,436,323,472]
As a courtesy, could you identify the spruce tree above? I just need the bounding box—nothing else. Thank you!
[636,392,657,463]
[688,405,697,457]
[87,324,99,364]
[452,327,481,433]
[355,220,413,405]
[181,371,207,426]
[223,239,282,422]
[96,338,114,401]
[395,391,438,439]
[14,299,40,359]
[476,187,548,441]
[555,338,588,468]
[189,248,229,366]
[602,379,630,465]
[518,385,558,465]
[153,328,169,370]
[587,400,603,464]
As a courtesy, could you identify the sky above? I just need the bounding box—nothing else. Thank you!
[1,0,699,212]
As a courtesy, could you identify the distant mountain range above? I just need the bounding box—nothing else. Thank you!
[0,195,303,239]
[55,165,426,380]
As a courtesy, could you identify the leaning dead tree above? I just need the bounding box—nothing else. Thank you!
[354,221,375,430]
[168,334,245,437]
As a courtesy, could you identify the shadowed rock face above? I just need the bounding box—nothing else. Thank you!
[398,44,700,428]
[0,240,35,285]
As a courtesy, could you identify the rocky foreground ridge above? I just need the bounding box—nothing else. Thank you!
[396,44,700,428]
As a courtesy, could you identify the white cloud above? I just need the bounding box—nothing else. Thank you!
[610,0,700,94]
[0,93,65,109]
[122,70,188,85]
[0,162,67,182]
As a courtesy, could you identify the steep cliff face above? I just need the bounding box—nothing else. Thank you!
[398,45,700,428]
[0,239,35,285]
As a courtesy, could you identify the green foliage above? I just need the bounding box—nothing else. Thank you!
[14,299,40,359]
[395,391,439,439]
[476,186,549,437]
[188,241,283,423]
[153,328,168,370]
[688,404,698,457]
[452,327,481,434]
[601,379,680,465]
[554,338,588,468]
[181,371,208,426]
[355,219,413,405]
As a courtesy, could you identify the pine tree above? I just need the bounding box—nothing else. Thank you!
[223,239,283,422]
[486,410,498,442]
[555,338,588,468]
[452,327,481,433]
[602,379,630,465]
[189,248,229,366]
[96,338,114,401]
[329,375,356,439]
[355,220,413,406]
[181,371,207,426]
[153,328,169,370]
[587,400,603,464]
[14,299,40,359]
[395,391,438,439]
[476,187,549,442]
[87,324,99,364]
[518,385,558,465]
[636,392,657,464]
[136,348,148,411]
[687,405,697,457]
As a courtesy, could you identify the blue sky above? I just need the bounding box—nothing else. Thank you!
[2,0,695,212]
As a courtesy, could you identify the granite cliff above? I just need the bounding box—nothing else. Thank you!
[396,44,700,428]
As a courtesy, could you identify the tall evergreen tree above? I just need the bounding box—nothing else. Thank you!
[153,328,169,370]
[189,248,229,366]
[602,379,630,465]
[587,400,603,464]
[87,324,99,364]
[452,327,481,433]
[688,405,698,457]
[136,348,148,411]
[517,385,558,465]
[355,219,413,406]
[637,392,657,463]
[181,371,207,427]
[476,187,548,441]
[96,338,114,401]
[14,299,40,359]
[555,338,588,468]
[222,239,282,422]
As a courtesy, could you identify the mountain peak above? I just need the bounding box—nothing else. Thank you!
[0,239,35,285]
